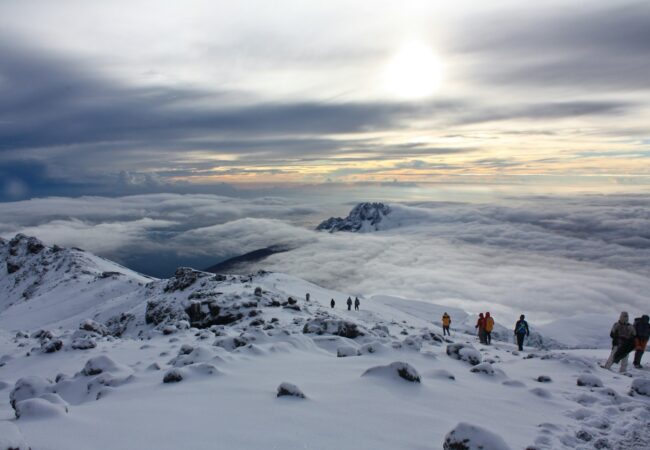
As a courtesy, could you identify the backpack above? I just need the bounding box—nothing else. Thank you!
[485,317,494,332]
[516,321,527,334]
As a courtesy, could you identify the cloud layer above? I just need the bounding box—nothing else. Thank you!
[1,192,648,324]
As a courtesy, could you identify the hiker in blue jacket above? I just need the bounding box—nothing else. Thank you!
[514,314,530,351]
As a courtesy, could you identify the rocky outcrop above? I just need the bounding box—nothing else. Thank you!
[316,202,391,232]
[303,318,365,339]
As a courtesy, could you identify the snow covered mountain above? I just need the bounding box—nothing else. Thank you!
[1,234,649,450]
[0,235,153,331]
[316,202,392,232]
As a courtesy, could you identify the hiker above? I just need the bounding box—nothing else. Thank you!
[485,312,494,345]
[442,312,451,336]
[603,311,636,372]
[514,314,529,351]
[633,314,649,369]
[330,299,335,309]
[347,297,352,311]
[354,297,360,311]
[476,313,486,344]
[306,293,310,302]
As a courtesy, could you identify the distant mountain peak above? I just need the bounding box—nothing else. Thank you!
[316,202,391,232]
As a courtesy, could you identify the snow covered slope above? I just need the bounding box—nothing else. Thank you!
[0,234,153,330]
[0,235,649,450]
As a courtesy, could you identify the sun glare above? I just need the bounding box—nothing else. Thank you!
[384,42,444,99]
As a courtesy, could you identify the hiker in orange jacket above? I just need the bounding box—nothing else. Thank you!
[442,312,451,336]
[484,312,495,345]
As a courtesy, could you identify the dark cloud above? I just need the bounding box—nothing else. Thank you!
[453,2,650,90]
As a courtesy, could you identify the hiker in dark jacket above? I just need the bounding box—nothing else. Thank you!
[346,297,352,311]
[633,314,650,369]
[354,297,360,311]
[514,315,529,351]
[330,299,335,309]
[604,311,635,372]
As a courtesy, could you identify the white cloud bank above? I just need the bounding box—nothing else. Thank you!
[1,193,649,324]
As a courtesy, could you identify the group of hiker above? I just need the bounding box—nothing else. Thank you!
[603,312,650,372]
[475,312,496,345]
[330,296,360,311]
[442,311,530,351]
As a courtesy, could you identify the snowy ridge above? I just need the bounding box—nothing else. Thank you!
[0,234,153,330]
[0,235,649,449]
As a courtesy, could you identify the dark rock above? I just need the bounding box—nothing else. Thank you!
[446,343,482,366]
[79,319,108,336]
[105,313,134,337]
[71,338,96,350]
[443,422,513,450]
[164,267,207,292]
[163,369,184,383]
[302,319,364,339]
[577,374,603,388]
[536,375,552,383]
[6,262,21,274]
[41,339,63,353]
[362,361,421,383]
[98,271,122,279]
[276,382,305,398]
[576,430,592,442]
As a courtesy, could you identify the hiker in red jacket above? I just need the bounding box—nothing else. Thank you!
[476,313,486,344]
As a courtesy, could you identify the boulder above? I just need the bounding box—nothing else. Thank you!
[337,345,360,358]
[470,363,496,376]
[79,319,108,336]
[303,319,365,339]
[630,378,650,397]
[443,422,512,450]
[41,339,63,353]
[10,376,53,410]
[362,361,421,383]
[81,355,125,376]
[163,369,184,383]
[0,421,31,449]
[446,343,482,366]
[15,397,68,419]
[276,382,306,398]
[577,374,603,388]
[71,338,96,350]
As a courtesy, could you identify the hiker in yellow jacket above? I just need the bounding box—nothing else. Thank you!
[484,312,494,345]
[442,312,451,336]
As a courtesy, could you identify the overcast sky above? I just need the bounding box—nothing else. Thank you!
[1,0,650,200]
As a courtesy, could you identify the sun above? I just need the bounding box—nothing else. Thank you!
[384,42,444,99]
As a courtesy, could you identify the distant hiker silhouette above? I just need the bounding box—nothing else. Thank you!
[330,299,335,309]
[476,313,486,344]
[306,293,310,302]
[347,297,352,311]
[354,297,360,311]
[604,311,636,372]
[484,312,494,345]
[442,313,451,336]
[514,314,529,351]
[633,314,649,368]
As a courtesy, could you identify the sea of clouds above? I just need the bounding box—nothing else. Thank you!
[1,192,649,324]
